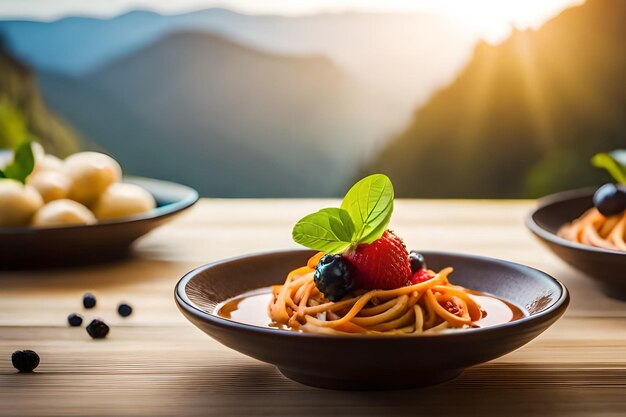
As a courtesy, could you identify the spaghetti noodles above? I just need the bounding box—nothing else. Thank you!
[267,253,486,335]
[558,208,626,251]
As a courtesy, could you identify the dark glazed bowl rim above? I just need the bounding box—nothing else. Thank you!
[0,175,199,234]
[525,187,626,257]
[175,249,569,340]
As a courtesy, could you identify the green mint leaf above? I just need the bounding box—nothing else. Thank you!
[592,150,626,184]
[0,170,5,179]
[292,207,355,254]
[2,141,35,184]
[340,173,394,244]
[318,208,356,242]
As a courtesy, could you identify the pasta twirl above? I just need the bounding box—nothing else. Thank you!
[268,254,484,335]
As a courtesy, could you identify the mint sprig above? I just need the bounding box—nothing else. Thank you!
[341,173,393,244]
[592,150,626,184]
[0,141,35,184]
[292,174,394,254]
[292,208,355,254]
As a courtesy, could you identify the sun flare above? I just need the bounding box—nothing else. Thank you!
[425,0,585,42]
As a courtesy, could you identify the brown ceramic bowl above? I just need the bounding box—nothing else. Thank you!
[0,176,198,269]
[175,249,569,390]
[526,188,626,299]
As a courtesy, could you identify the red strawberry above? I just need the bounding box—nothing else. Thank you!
[410,268,433,284]
[344,230,411,290]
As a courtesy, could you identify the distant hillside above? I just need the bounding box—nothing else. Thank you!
[39,31,391,197]
[0,40,80,155]
[0,9,475,117]
[37,71,175,176]
[367,0,626,198]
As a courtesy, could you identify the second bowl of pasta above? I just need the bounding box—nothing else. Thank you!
[526,187,626,299]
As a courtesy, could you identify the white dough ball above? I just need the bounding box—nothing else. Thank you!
[93,183,156,220]
[31,142,45,161]
[32,199,96,227]
[28,171,71,203]
[0,180,44,227]
[0,150,12,169]
[33,154,64,175]
[64,152,122,206]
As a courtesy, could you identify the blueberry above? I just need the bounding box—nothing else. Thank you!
[83,293,96,309]
[409,251,426,274]
[117,303,133,317]
[86,319,109,339]
[12,350,40,373]
[67,313,83,327]
[593,183,626,217]
[314,254,353,302]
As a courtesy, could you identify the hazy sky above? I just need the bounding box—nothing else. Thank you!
[0,0,583,42]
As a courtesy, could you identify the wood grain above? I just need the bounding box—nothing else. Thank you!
[1,199,625,416]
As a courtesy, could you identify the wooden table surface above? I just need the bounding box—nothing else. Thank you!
[1,200,625,417]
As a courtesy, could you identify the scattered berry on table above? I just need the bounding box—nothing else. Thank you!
[409,251,426,274]
[82,293,96,309]
[314,254,354,302]
[86,319,109,339]
[67,313,83,327]
[117,303,133,317]
[11,350,40,373]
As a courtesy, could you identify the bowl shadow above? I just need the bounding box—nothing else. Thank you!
[178,361,624,416]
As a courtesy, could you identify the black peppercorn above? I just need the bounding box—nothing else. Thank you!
[83,293,96,309]
[117,303,133,317]
[12,350,40,372]
[67,313,83,327]
[86,319,109,339]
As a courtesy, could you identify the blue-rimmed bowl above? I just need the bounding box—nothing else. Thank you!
[175,250,569,390]
[0,176,198,268]
[526,187,626,299]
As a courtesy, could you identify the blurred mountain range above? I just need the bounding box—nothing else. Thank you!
[0,40,80,155]
[0,9,475,111]
[0,9,476,196]
[366,0,626,198]
[40,32,393,196]
[2,2,621,198]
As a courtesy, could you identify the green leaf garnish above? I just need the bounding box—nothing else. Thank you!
[292,174,394,254]
[341,174,393,244]
[292,207,356,254]
[1,141,35,184]
[592,150,626,184]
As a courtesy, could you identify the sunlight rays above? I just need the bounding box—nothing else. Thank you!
[513,31,555,149]
[463,42,498,148]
